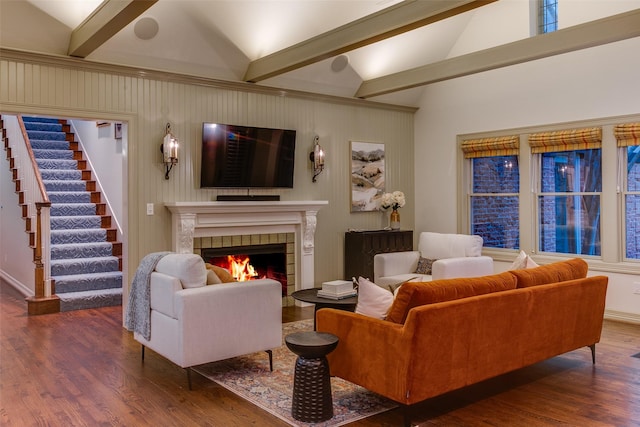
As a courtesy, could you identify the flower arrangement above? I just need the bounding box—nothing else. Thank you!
[380,190,406,211]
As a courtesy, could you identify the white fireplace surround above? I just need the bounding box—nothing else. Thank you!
[164,201,328,291]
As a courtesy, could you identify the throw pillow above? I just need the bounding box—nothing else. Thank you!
[525,255,539,268]
[205,263,236,283]
[206,269,222,285]
[355,277,394,320]
[510,250,528,270]
[415,257,436,275]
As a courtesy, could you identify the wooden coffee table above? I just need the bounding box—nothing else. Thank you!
[291,288,357,330]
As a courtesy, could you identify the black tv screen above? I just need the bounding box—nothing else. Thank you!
[200,123,296,188]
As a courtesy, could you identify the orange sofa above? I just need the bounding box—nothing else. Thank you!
[316,258,607,424]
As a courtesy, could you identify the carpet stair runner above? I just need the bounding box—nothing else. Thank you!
[22,116,122,311]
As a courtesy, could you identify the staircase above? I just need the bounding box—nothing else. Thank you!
[22,116,123,311]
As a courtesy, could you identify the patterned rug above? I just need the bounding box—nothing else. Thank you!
[192,319,397,426]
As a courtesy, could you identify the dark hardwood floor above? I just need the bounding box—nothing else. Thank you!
[1,279,639,426]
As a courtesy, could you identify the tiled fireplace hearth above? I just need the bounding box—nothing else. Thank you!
[165,201,328,306]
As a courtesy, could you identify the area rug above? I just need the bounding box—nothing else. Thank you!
[193,319,397,426]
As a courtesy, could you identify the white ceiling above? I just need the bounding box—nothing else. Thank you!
[1,0,639,108]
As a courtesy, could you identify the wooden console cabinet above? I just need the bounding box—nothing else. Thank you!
[344,230,413,280]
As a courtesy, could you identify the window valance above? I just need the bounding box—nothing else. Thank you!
[614,123,640,147]
[528,127,602,154]
[461,135,519,159]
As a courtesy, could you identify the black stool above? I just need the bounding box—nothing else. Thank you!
[285,331,339,423]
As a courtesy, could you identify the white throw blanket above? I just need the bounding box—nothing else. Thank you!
[125,251,171,341]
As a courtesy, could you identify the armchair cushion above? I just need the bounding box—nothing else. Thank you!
[419,232,483,259]
[155,253,206,289]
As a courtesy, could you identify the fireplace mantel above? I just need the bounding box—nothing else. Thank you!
[165,201,328,291]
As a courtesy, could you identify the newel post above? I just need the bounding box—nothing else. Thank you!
[26,203,59,315]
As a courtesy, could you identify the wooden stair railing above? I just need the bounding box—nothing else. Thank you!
[18,117,59,314]
[1,114,59,314]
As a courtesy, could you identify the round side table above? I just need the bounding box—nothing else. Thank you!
[285,331,339,423]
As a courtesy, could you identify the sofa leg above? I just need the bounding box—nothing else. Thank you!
[589,344,596,364]
[186,368,192,390]
[402,404,412,427]
[266,349,273,371]
[141,345,145,362]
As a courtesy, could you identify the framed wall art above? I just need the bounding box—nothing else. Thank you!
[350,141,385,212]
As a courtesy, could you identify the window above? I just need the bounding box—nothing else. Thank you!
[539,0,558,34]
[462,136,520,249]
[614,123,640,260]
[530,128,602,256]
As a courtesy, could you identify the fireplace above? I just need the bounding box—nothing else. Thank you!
[200,241,291,296]
[165,200,328,306]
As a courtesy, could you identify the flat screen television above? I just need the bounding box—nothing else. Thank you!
[200,123,296,188]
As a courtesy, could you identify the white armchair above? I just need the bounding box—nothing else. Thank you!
[373,232,494,287]
[132,253,282,388]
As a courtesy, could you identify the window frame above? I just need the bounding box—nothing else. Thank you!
[458,117,640,274]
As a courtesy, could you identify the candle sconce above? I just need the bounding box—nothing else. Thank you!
[161,122,179,179]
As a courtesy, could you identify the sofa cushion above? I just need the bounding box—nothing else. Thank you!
[155,253,207,289]
[355,277,394,320]
[509,258,587,288]
[386,271,517,324]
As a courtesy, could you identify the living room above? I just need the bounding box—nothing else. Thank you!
[1,1,639,425]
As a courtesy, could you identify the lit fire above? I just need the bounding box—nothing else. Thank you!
[227,255,259,281]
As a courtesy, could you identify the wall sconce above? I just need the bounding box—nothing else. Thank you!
[160,122,179,179]
[309,135,325,182]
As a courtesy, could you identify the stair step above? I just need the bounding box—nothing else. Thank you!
[48,191,91,204]
[23,122,63,132]
[50,215,101,230]
[51,228,106,244]
[51,242,114,260]
[51,203,97,216]
[44,180,87,192]
[22,116,60,124]
[30,140,70,150]
[54,271,123,293]
[51,256,120,276]
[32,149,74,160]
[58,288,122,312]
[36,158,77,170]
[40,169,82,180]
[26,130,67,141]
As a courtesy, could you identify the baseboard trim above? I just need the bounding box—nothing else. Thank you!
[605,309,640,325]
[0,270,31,296]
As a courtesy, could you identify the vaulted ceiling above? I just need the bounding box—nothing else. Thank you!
[1,0,640,107]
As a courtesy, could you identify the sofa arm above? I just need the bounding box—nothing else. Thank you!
[373,251,420,282]
[149,271,183,318]
[432,255,494,280]
[316,308,412,403]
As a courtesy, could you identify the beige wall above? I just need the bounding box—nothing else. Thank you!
[0,50,415,307]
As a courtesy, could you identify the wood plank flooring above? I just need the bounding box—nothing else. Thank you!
[1,280,639,426]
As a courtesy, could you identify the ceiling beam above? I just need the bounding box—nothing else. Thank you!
[356,8,640,98]
[68,0,158,58]
[243,0,496,83]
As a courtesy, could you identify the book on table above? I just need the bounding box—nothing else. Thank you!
[317,289,358,300]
